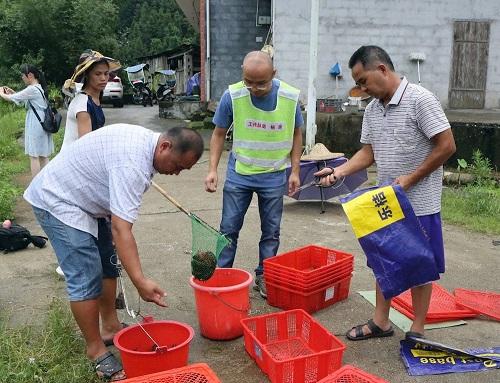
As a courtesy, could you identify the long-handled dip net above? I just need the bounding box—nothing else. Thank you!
[152,182,230,280]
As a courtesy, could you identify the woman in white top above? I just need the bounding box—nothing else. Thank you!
[62,50,119,150]
[0,64,54,176]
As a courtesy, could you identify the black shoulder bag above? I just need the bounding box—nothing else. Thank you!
[28,87,62,134]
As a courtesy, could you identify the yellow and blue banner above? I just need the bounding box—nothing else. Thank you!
[340,185,440,299]
[400,337,500,375]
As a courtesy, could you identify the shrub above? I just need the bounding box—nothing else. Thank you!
[48,83,63,108]
[469,149,495,187]
[0,108,27,220]
[442,149,499,234]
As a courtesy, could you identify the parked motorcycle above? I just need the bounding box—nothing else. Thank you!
[153,69,176,102]
[124,63,153,107]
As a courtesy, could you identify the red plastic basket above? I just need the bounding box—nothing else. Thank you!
[264,245,354,278]
[454,288,500,321]
[265,267,353,292]
[316,98,343,113]
[389,302,453,324]
[121,363,221,382]
[264,262,353,283]
[264,262,354,287]
[391,283,477,320]
[241,309,346,383]
[266,275,351,313]
[316,365,389,383]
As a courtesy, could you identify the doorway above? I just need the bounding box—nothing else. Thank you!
[448,21,490,109]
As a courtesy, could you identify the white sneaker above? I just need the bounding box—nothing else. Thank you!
[55,266,65,278]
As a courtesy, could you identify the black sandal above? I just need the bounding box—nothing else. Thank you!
[94,351,126,381]
[346,319,394,341]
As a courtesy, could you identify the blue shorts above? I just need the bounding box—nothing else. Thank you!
[366,212,445,274]
[32,206,118,301]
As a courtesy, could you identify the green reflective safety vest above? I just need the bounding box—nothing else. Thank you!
[229,80,299,175]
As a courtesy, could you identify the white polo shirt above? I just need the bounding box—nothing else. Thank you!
[361,77,451,216]
[24,124,160,237]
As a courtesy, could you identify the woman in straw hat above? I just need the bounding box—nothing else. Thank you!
[59,50,126,381]
[0,64,54,177]
[61,50,121,152]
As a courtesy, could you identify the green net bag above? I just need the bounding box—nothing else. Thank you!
[150,182,230,282]
[190,213,230,281]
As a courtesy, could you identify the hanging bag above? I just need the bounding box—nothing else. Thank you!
[340,184,440,299]
[28,87,62,134]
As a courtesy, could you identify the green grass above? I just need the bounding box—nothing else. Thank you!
[51,126,65,157]
[442,185,500,235]
[0,107,28,220]
[0,107,90,382]
[0,105,64,220]
[0,299,99,383]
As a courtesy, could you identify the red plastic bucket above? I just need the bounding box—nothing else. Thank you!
[114,320,194,378]
[189,268,252,340]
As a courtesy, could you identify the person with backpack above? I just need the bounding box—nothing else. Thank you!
[0,64,54,177]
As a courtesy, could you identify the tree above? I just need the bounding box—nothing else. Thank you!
[0,0,119,85]
[117,0,198,65]
[0,0,198,86]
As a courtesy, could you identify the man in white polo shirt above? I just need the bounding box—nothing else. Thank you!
[316,46,456,341]
[24,124,203,381]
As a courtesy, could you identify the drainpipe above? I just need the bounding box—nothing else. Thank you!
[305,0,319,153]
[205,0,211,101]
[200,0,206,101]
[272,0,275,33]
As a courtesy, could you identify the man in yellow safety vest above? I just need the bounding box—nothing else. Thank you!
[205,51,303,298]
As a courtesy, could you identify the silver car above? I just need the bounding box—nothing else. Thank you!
[69,73,124,108]
[102,74,124,107]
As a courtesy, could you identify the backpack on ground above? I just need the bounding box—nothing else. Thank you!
[29,87,62,134]
[0,223,47,253]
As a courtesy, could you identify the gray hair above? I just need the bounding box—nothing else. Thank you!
[162,127,204,159]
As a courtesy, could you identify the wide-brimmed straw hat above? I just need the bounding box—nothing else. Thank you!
[301,143,344,161]
[63,50,121,91]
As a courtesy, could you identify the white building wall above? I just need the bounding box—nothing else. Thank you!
[273,0,500,109]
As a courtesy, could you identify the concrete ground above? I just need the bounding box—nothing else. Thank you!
[0,105,498,382]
